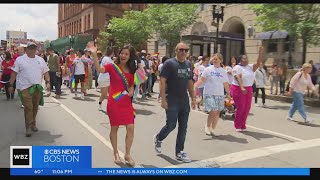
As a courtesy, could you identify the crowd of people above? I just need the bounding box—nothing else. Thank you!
[0,40,319,167]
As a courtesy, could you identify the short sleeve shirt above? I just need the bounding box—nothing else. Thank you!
[160,58,192,102]
[232,64,255,87]
[99,56,113,79]
[73,57,85,75]
[202,66,228,96]
[11,54,49,90]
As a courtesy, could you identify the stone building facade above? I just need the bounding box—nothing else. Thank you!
[147,4,320,67]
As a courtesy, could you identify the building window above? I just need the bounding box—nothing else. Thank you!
[200,4,205,11]
[266,39,278,53]
[88,14,90,30]
[284,36,295,52]
[110,4,118,8]
[79,18,81,32]
[84,15,87,31]
[154,41,159,53]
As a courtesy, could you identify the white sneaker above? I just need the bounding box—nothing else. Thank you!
[255,103,260,107]
[261,104,267,108]
[235,129,242,132]
[305,118,313,123]
[205,125,211,135]
[287,116,294,121]
[80,94,85,99]
[21,104,24,108]
[98,104,102,111]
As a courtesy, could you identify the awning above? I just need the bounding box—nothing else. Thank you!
[255,31,288,40]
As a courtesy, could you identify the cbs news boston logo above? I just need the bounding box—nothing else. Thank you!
[10,146,32,168]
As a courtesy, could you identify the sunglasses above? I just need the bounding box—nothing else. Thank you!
[178,48,189,53]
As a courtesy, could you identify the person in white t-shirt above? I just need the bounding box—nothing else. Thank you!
[231,47,263,132]
[254,63,268,107]
[9,42,50,137]
[194,53,231,136]
[194,55,210,110]
[98,47,114,110]
[72,49,87,99]
[225,56,237,85]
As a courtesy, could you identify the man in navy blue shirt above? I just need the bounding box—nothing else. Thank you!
[153,42,196,163]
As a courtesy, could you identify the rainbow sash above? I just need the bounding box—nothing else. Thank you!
[112,91,126,101]
[111,63,129,101]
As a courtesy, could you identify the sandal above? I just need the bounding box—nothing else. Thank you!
[113,153,121,164]
[124,155,135,167]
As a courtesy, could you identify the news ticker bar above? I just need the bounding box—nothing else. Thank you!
[10,168,310,176]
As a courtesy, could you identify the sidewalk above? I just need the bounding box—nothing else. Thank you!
[255,85,320,107]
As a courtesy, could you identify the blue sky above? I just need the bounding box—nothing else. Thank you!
[0,4,58,41]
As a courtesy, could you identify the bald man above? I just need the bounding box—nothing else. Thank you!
[153,42,196,163]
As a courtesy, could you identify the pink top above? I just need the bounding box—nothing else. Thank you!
[289,72,315,94]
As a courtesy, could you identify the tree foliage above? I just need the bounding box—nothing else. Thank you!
[248,4,320,64]
[98,4,199,56]
[145,4,199,56]
[98,10,153,50]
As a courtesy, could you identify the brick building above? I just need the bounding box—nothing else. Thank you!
[58,4,147,40]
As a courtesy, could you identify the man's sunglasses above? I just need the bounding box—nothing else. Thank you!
[178,48,189,53]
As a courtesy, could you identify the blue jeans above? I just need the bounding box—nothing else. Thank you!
[156,98,190,155]
[49,71,61,95]
[133,84,140,100]
[289,92,306,120]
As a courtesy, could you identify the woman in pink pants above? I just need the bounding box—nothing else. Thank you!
[231,47,263,131]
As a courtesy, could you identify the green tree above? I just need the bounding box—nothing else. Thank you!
[98,10,153,50]
[146,4,199,57]
[248,4,320,65]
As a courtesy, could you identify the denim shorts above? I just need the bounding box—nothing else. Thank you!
[203,95,225,112]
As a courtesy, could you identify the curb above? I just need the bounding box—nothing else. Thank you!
[255,94,320,107]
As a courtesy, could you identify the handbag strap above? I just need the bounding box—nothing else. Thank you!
[111,63,129,91]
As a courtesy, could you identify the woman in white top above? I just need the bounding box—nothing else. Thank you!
[194,53,231,136]
[98,47,114,110]
[287,63,319,123]
[254,63,268,107]
[225,56,237,85]
[231,47,263,132]
[194,55,210,110]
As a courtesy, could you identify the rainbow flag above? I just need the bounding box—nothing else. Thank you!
[112,91,125,101]
[134,69,147,85]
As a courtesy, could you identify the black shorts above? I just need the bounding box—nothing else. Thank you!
[74,74,85,83]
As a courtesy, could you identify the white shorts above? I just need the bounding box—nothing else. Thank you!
[98,78,110,88]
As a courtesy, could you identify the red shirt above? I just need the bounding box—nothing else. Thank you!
[12,53,19,61]
[2,59,15,75]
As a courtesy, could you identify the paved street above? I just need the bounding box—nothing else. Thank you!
[0,82,319,168]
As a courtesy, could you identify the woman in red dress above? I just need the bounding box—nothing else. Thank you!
[88,42,137,167]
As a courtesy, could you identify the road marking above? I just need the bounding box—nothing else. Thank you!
[51,97,143,167]
[191,110,303,142]
[166,138,320,168]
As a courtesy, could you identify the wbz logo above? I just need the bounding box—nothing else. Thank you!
[10,146,32,168]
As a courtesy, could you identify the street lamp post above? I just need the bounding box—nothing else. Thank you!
[247,25,255,38]
[212,4,224,53]
[69,35,75,49]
